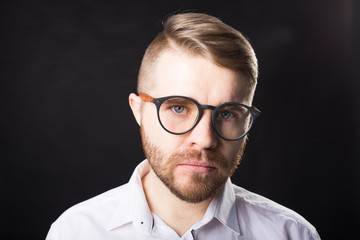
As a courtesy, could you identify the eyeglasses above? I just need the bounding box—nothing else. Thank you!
[139,93,261,141]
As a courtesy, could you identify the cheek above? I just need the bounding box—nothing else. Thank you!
[141,106,161,133]
[141,107,183,155]
[222,139,245,160]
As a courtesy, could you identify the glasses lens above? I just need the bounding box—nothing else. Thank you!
[158,97,199,134]
[214,104,252,140]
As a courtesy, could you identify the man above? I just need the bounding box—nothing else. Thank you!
[46,12,320,239]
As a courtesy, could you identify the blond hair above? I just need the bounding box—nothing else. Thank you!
[137,12,258,93]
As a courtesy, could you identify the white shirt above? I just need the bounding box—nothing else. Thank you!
[46,160,320,240]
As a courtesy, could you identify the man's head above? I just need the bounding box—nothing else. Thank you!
[129,12,259,203]
[138,12,258,95]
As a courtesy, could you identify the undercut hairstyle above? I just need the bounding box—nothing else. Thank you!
[137,12,258,94]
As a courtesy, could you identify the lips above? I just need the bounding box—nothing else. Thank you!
[178,162,217,173]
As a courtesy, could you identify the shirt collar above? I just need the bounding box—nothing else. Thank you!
[190,178,241,235]
[107,160,241,235]
[107,160,153,233]
[213,178,241,235]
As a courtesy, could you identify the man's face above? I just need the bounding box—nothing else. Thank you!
[137,49,253,203]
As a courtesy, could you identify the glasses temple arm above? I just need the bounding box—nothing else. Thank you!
[139,93,154,103]
[251,106,261,117]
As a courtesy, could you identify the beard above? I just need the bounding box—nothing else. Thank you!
[141,128,246,203]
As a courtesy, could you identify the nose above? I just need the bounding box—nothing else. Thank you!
[187,110,218,150]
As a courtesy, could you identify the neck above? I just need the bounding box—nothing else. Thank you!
[142,169,213,237]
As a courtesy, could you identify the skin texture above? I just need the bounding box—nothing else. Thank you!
[129,48,254,236]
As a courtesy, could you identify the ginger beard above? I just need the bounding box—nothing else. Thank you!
[141,127,246,203]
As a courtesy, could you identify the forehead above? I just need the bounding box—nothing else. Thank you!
[149,49,253,105]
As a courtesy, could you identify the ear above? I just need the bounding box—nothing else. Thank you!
[129,93,142,126]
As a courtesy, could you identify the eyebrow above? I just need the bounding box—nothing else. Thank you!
[163,98,193,105]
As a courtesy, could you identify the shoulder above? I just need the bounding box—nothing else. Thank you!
[58,183,131,220]
[232,184,320,239]
[46,183,131,240]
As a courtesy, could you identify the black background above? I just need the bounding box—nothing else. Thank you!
[1,0,359,239]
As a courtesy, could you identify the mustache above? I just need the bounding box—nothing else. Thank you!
[169,149,229,169]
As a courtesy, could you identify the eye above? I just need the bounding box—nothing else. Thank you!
[218,111,234,120]
[171,105,186,114]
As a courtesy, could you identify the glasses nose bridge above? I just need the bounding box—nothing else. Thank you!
[198,104,216,116]
[197,104,217,126]
[192,104,217,136]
